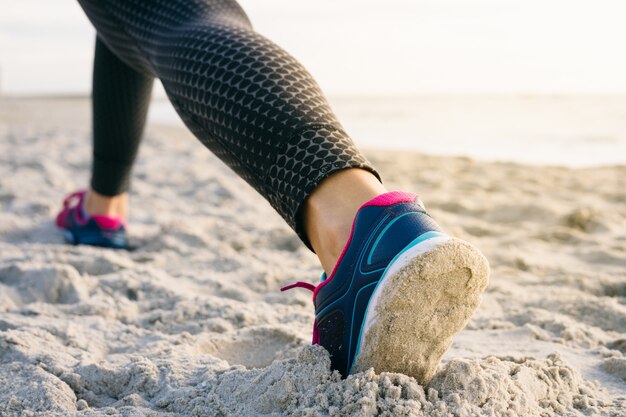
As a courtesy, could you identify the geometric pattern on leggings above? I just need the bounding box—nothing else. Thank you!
[267,125,372,225]
[77,0,381,248]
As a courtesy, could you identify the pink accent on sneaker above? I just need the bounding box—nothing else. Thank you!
[56,190,87,227]
[92,215,124,230]
[55,209,70,228]
[280,282,316,292]
[312,318,320,345]
[72,194,88,226]
[312,191,418,301]
[56,190,125,229]
[361,191,416,208]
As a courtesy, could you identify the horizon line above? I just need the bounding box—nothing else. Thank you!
[4,92,626,100]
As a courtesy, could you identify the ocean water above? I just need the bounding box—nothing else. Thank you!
[148,95,626,168]
[3,0,626,168]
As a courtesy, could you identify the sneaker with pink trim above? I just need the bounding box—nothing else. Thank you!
[282,191,489,384]
[55,190,127,249]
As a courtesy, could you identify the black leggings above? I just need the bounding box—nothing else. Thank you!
[78,0,380,247]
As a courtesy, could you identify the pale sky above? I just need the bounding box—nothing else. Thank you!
[1,0,626,95]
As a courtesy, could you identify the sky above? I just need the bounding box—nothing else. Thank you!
[1,0,626,96]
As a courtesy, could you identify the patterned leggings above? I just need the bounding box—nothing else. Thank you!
[77,0,380,247]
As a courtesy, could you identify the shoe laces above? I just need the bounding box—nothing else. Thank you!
[62,190,87,209]
[280,281,320,345]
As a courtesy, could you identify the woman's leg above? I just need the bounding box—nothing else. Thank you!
[75,0,489,383]
[77,0,381,255]
[85,37,154,219]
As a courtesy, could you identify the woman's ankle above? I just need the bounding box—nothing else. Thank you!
[303,169,387,275]
[84,188,128,219]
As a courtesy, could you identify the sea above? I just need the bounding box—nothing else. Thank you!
[148,95,626,168]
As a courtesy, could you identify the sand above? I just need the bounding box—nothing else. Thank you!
[0,97,625,416]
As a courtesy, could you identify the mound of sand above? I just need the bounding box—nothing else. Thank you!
[0,98,625,416]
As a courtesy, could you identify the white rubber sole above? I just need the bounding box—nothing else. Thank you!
[352,237,490,384]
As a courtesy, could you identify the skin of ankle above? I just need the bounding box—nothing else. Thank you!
[84,188,129,219]
[303,168,387,275]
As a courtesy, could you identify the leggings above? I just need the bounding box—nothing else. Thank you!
[78,0,380,248]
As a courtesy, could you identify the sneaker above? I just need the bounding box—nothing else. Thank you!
[282,191,489,384]
[55,190,127,249]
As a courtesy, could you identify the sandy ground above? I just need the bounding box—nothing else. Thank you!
[0,98,625,416]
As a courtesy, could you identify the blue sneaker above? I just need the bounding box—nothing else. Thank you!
[55,190,128,249]
[282,191,489,384]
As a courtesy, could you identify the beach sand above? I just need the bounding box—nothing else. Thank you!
[0,98,625,416]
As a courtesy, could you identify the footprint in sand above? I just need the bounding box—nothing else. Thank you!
[0,263,89,308]
[197,327,303,369]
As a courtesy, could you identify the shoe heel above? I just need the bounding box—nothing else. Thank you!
[353,238,490,384]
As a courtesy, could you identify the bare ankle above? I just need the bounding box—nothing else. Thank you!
[303,169,387,275]
[84,189,128,219]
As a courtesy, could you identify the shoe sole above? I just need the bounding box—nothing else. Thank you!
[62,229,75,244]
[352,237,490,385]
[60,227,130,250]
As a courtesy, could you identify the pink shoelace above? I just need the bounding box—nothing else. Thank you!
[281,281,320,345]
[62,190,86,209]
[56,190,87,227]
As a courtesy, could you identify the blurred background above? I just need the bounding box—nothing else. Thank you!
[1,0,626,166]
